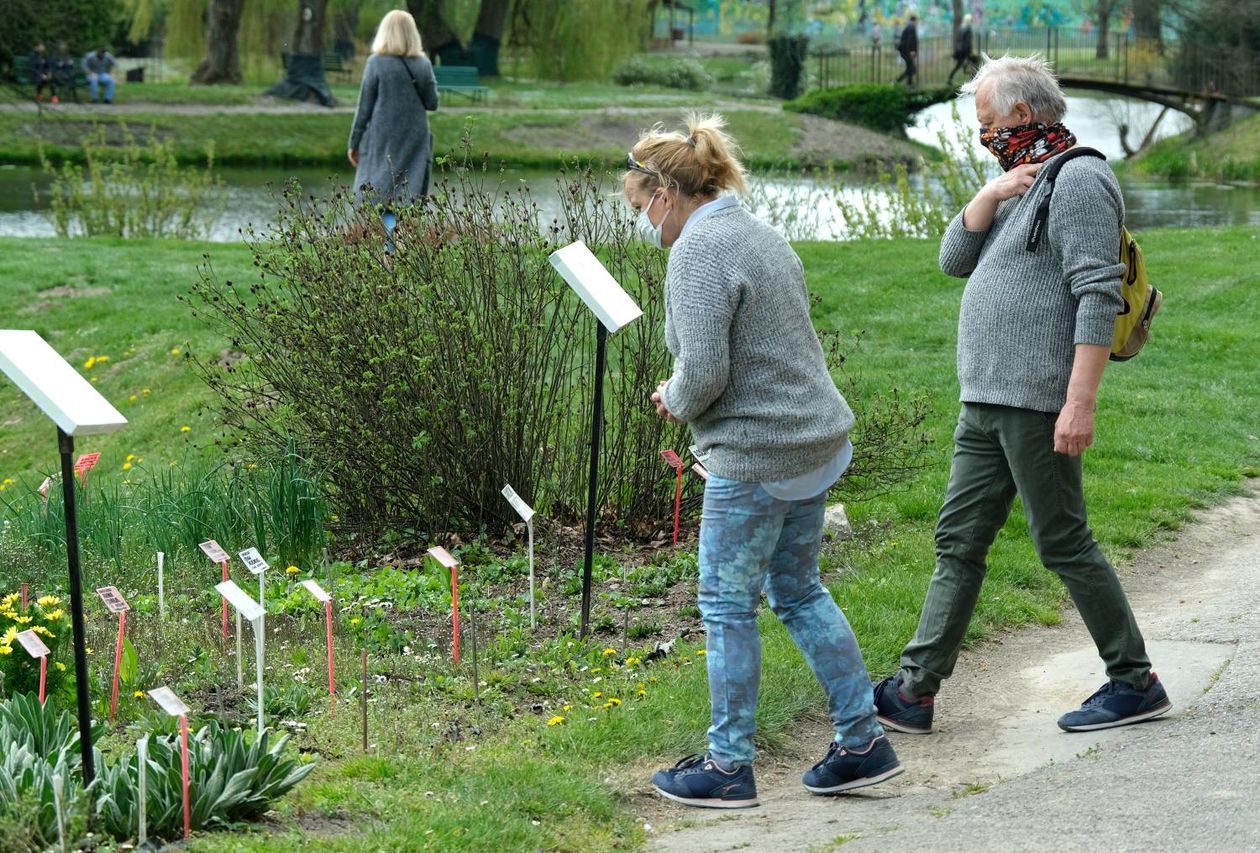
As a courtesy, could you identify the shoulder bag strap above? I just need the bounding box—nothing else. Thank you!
[396,55,427,104]
[1025,146,1106,252]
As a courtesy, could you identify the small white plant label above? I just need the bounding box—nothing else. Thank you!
[16,629,50,658]
[501,484,535,523]
[238,547,269,575]
[215,580,264,623]
[147,686,189,717]
[96,586,130,613]
[301,579,331,603]
[426,546,458,570]
[199,540,229,563]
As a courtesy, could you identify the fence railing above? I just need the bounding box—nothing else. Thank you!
[809,27,1260,99]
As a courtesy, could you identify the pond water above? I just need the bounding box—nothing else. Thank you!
[1,96,1257,241]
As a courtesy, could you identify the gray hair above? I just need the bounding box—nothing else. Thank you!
[958,54,1068,123]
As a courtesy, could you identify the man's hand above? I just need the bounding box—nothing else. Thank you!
[1054,400,1095,457]
[963,163,1041,230]
[347,148,359,167]
[651,381,681,424]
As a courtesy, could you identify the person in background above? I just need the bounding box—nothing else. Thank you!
[895,13,919,86]
[81,47,116,103]
[625,113,903,810]
[947,14,979,85]
[348,9,439,250]
[29,42,57,103]
[872,54,1171,738]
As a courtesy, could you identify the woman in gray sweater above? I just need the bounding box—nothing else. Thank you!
[625,114,901,810]
[348,10,439,206]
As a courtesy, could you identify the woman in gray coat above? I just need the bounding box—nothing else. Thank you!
[348,10,439,205]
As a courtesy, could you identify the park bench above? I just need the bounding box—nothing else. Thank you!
[434,65,488,102]
[10,55,86,102]
[322,51,352,81]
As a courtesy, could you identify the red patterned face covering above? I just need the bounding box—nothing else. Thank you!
[978,122,1077,171]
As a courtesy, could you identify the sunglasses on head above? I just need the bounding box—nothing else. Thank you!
[626,152,655,176]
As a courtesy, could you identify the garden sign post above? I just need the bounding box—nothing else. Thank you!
[216,580,266,734]
[238,546,270,646]
[427,546,461,665]
[500,484,537,629]
[0,329,128,786]
[147,687,192,840]
[199,539,231,640]
[547,242,643,638]
[16,629,51,703]
[301,579,336,706]
[660,450,685,545]
[96,585,131,723]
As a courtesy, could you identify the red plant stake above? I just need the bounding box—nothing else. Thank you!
[179,714,192,839]
[97,585,131,722]
[427,547,460,665]
[38,656,47,703]
[660,450,685,545]
[20,583,29,610]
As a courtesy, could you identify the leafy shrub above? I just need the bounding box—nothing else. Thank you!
[0,0,117,67]
[612,56,713,91]
[0,593,73,700]
[785,84,953,133]
[768,34,810,99]
[37,126,225,239]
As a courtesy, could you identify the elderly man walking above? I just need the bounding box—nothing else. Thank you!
[873,55,1171,734]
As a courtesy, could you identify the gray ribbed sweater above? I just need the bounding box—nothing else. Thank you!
[939,153,1125,412]
[657,203,854,482]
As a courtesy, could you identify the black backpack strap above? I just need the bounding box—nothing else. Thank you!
[397,55,427,104]
[1025,146,1106,252]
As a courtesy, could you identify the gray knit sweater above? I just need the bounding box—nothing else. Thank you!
[657,203,854,482]
[939,152,1125,412]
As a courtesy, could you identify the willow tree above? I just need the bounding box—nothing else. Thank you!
[191,0,247,83]
[267,0,333,104]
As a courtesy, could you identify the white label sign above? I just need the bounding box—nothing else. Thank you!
[301,579,331,603]
[215,580,264,623]
[689,444,710,463]
[147,686,190,717]
[426,546,458,570]
[16,629,50,658]
[691,462,709,481]
[237,547,269,575]
[0,330,128,437]
[96,585,131,613]
[501,484,535,523]
[548,241,643,334]
[199,540,229,563]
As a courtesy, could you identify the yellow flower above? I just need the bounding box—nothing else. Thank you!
[54,661,66,671]
[592,691,603,699]
[90,377,98,384]
[180,425,191,433]
[86,646,93,655]
[125,454,136,462]
[13,616,32,625]
[637,689,648,698]
[32,625,53,638]
[607,697,622,706]
[624,656,641,666]
[37,596,61,608]
[129,395,138,402]
[142,388,151,396]
[96,355,110,363]
[2,592,18,605]
[695,649,707,656]
[83,356,96,369]
[122,462,132,471]
[43,609,64,622]
[285,565,300,575]
[602,648,617,656]
[1,478,13,486]
[169,347,181,356]
[349,617,362,626]
[2,627,16,643]
[562,704,573,712]
[0,646,11,656]
[133,690,145,699]
[546,715,566,727]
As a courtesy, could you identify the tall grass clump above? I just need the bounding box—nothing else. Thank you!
[37,125,226,239]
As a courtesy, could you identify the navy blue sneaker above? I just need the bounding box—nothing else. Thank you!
[651,753,759,809]
[872,674,934,734]
[1057,672,1172,732]
[802,735,904,795]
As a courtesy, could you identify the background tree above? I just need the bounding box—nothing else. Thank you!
[0,0,119,67]
[1133,0,1163,51]
[266,0,333,105]
[407,0,467,65]
[470,0,509,76]
[190,0,246,84]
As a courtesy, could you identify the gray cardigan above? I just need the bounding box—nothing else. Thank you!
[658,202,855,482]
[940,152,1125,413]
[349,53,439,203]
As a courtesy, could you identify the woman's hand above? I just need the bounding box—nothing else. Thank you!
[651,381,681,424]
[347,148,359,167]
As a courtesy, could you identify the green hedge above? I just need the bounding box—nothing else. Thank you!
[611,56,713,91]
[785,84,953,133]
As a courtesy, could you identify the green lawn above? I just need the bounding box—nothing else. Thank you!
[1,226,1257,850]
[1136,112,1260,181]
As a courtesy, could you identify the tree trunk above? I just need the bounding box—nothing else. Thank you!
[1095,1,1112,60]
[1133,0,1162,52]
[471,0,510,76]
[408,0,465,64]
[951,0,963,41]
[267,0,334,106]
[190,0,246,85]
[767,0,777,38]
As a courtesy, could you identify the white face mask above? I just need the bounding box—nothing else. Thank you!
[634,193,667,249]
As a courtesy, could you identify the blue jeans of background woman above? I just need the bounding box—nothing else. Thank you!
[699,474,884,767]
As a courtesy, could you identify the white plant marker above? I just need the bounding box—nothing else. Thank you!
[238,547,269,642]
[147,687,192,839]
[301,579,336,705]
[156,551,165,620]
[501,484,537,629]
[216,579,265,733]
[136,735,149,847]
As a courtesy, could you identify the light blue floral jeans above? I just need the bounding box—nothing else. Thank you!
[699,473,883,767]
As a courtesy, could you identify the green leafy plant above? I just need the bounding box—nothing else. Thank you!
[785,84,953,133]
[612,57,713,91]
[0,593,73,700]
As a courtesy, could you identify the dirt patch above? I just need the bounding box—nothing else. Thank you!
[21,284,112,314]
[791,113,920,169]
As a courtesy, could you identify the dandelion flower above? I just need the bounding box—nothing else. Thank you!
[133,690,145,699]
[696,649,707,656]
[83,356,96,369]
[180,425,191,433]
[286,565,300,575]
[603,648,617,656]
[607,697,622,706]
[349,617,362,626]
[54,661,67,671]
[624,656,641,666]
[129,395,138,402]
[142,388,151,396]
[637,689,648,698]
[96,355,109,363]
[592,691,603,699]
[122,462,132,471]
[126,454,136,462]
[562,704,573,712]
[546,715,565,727]
[169,347,181,356]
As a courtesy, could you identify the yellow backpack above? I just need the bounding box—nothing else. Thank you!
[1026,147,1162,362]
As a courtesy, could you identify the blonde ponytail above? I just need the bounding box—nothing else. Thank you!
[625,112,748,197]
